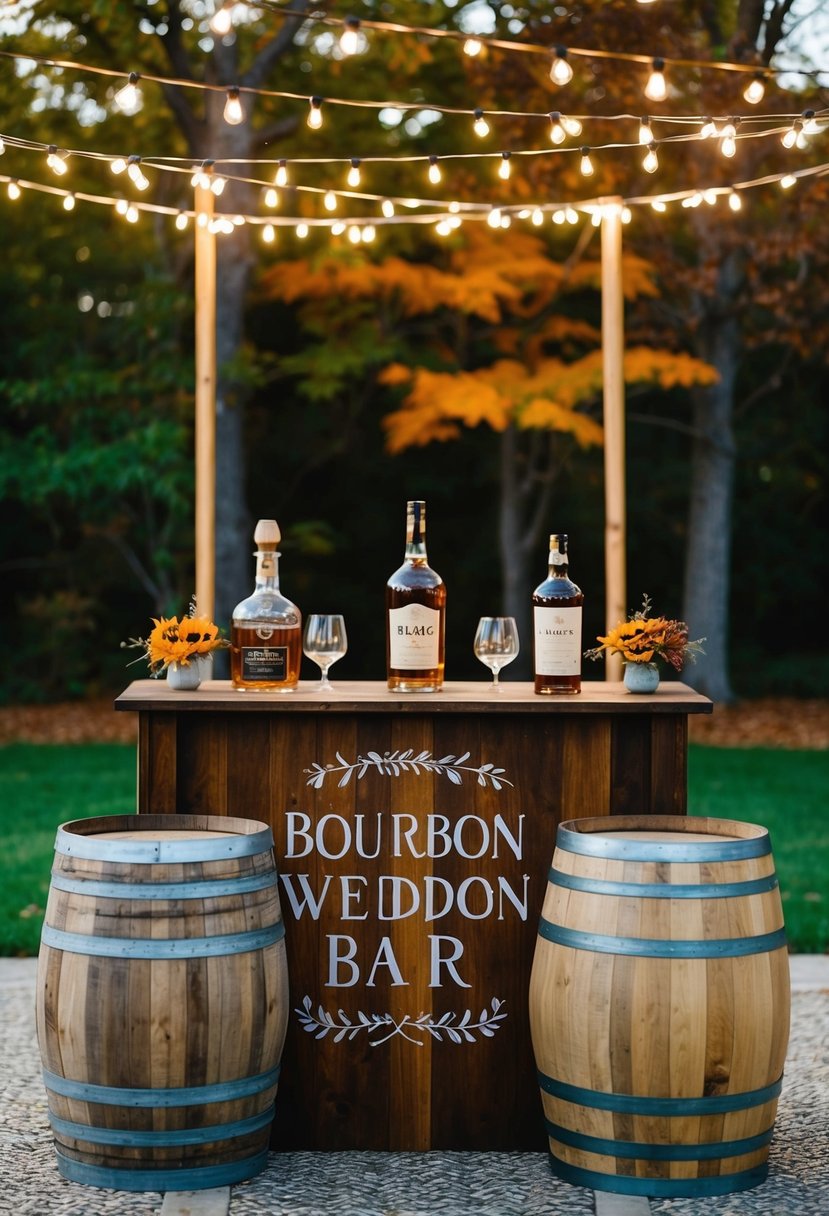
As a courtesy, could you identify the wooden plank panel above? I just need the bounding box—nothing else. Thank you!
[610,716,652,814]
[651,715,688,814]
[139,715,177,814]
[177,714,228,816]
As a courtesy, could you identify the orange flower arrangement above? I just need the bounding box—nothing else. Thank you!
[585,596,704,672]
[123,603,229,676]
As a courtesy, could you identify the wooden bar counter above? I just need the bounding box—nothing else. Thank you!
[116,679,711,1152]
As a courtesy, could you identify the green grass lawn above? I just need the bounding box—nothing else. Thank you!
[0,743,826,956]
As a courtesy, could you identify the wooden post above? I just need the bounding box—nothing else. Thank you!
[194,185,216,620]
[600,198,626,682]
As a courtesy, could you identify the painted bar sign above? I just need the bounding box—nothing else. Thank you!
[269,716,559,1151]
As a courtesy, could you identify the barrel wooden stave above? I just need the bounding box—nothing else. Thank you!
[529,815,790,1198]
[36,814,288,1191]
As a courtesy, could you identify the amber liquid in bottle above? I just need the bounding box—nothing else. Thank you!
[532,533,583,695]
[231,519,302,691]
[386,500,446,692]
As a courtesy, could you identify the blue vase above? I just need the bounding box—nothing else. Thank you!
[623,662,660,694]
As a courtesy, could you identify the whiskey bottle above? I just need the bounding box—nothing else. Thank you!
[386,500,446,692]
[532,533,583,695]
[231,519,302,691]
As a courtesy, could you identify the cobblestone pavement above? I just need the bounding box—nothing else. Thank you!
[2,959,826,1216]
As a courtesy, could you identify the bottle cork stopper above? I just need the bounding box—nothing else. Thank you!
[254,519,281,550]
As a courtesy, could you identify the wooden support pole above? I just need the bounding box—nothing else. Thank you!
[600,198,626,682]
[194,186,216,620]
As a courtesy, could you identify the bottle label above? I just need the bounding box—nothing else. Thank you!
[533,607,582,676]
[388,604,440,670]
[241,645,287,681]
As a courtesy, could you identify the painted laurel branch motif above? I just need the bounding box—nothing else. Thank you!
[304,750,514,790]
[296,996,507,1047]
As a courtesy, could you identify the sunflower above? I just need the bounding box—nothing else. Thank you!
[123,607,229,676]
[586,596,704,672]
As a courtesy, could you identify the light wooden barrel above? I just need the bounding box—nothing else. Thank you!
[36,814,289,1192]
[528,815,790,1199]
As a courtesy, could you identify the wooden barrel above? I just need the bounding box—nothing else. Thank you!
[528,815,790,1199]
[36,814,289,1192]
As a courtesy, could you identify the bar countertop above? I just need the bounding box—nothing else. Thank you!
[115,679,713,716]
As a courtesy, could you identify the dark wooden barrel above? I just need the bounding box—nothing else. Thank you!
[528,815,790,1199]
[36,814,288,1192]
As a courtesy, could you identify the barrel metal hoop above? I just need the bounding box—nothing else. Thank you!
[537,918,787,958]
[54,1148,269,1192]
[54,825,274,863]
[43,1064,281,1108]
[40,920,285,959]
[49,871,278,901]
[49,1104,275,1147]
[545,1118,774,1161]
[549,867,779,900]
[537,1070,783,1115]
[547,1154,769,1198]
[555,825,770,862]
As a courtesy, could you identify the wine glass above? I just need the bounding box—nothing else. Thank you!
[303,615,347,691]
[474,617,519,690]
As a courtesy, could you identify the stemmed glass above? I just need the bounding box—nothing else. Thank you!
[473,617,519,690]
[303,615,347,691]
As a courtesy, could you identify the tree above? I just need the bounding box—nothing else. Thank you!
[261,227,717,662]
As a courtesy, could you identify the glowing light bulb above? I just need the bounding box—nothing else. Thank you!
[644,58,667,102]
[114,72,141,112]
[47,146,68,176]
[63,193,75,211]
[262,223,275,243]
[780,174,797,189]
[802,110,820,135]
[381,199,395,218]
[331,221,346,235]
[621,206,632,224]
[463,38,483,57]
[552,209,565,225]
[487,208,502,229]
[639,117,653,145]
[196,212,208,228]
[550,46,573,86]
[531,208,544,226]
[449,215,462,229]
[436,219,452,237]
[549,113,565,144]
[0,136,5,154]
[126,205,140,223]
[115,198,129,215]
[703,189,718,205]
[340,17,361,55]
[579,147,594,177]
[210,4,233,35]
[700,118,717,140]
[265,187,279,208]
[743,73,765,104]
[275,160,288,188]
[591,211,602,228]
[448,200,461,214]
[565,207,579,224]
[175,211,189,230]
[728,191,742,212]
[500,214,511,228]
[642,143,658,173]
[348,225,362,244]
[347,159,361,188]
[7,180,21,200]
[324,190,338,212]
[224,87,244,126]
[296,222,309,238]
[362,225,376,243]
[127,158,150,190]
[111,158,127,175]
[498,152,511,181]
[651,199,667,212]
[473,109,490,138]
[782,121,801,149]
[308,97,323,130]
[562,116,582,136]
[210,175,226,196]
[721,134,737,158]
[428,155,441,185]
